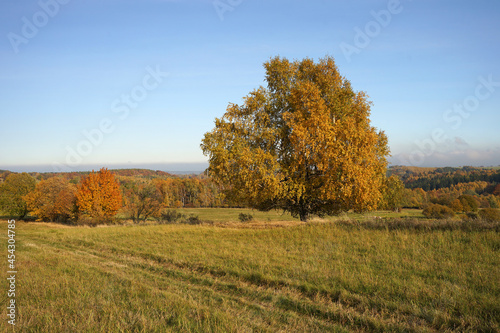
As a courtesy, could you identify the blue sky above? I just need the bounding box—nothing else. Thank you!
[1,0,499,172]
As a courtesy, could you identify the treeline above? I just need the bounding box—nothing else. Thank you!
[1,166,499,224]
[0,168,174,183]
[0,168,227,224]
[389,166,500,191]
[386,166,500,220]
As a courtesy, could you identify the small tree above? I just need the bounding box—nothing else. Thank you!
[76,168,122,223]
[449,199,463,212]
[201,56,389,221]
[493,184,500,196]
[0,173,36,219]
[479,208,500,222]
[382,175,405,212]
[487,195,499,209]
[25,177,76,222]
[423,204,455,219]
[123,180,163,222]
[458,194,479,213]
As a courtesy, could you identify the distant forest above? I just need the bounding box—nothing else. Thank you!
[388,166,500,192]
[1,166,499,223]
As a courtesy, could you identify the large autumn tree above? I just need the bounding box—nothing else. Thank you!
[201,56,389,221]
[76,168,122,222]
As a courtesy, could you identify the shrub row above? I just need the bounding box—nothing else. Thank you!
[158,210,206,225]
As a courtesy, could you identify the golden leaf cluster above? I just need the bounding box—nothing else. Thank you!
[25,177,76,222]
[201,56,389,221]
[76,168,122,219]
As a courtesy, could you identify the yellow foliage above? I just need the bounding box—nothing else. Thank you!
[201,56,389,221]
[25,177,76,222]
[76,168,122,220]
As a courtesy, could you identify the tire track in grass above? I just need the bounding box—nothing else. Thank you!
[25,235,432,332]
[24,237,345,332]
[20,238,252,332]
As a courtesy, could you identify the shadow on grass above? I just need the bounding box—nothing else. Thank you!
[0,214,37,222]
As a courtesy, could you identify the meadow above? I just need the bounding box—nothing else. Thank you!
[1,209,499,332]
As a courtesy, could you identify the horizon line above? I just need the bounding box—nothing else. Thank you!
[1,163,499,175]
[0,162,210,174]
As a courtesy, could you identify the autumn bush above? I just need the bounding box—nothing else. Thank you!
[25,177,76,223]
[0,172,36,219]
[186,214,202,224]
[159,210,185,224]
[463,211,479,221]
[422,204,455,219]
[458,194,479,213]
[238,213,253,222]
[478,208,500,222]
[75,168,122,223]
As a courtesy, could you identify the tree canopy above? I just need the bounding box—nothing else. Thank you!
[25,176,76,222]
[76,168,122,222]
[201,56,389,221]
[122,179,163,222]
[0,172,35,219]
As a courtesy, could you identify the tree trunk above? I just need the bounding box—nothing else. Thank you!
[299,211,308,222]
[298,196,309,222]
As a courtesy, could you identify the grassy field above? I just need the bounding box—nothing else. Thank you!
[144,208,424,224]
[1,209,499,332]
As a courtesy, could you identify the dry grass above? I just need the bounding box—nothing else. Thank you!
[0,211,498,332]
[334,217,500,232]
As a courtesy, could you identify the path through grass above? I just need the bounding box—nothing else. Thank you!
[1,213,498,332]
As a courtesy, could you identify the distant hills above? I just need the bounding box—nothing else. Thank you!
[0,168,205,183]
[2,166,499,191]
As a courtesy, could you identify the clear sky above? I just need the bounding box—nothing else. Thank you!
[1,0,499,173]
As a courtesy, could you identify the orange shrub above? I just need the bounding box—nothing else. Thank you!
[76,168,122,222]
